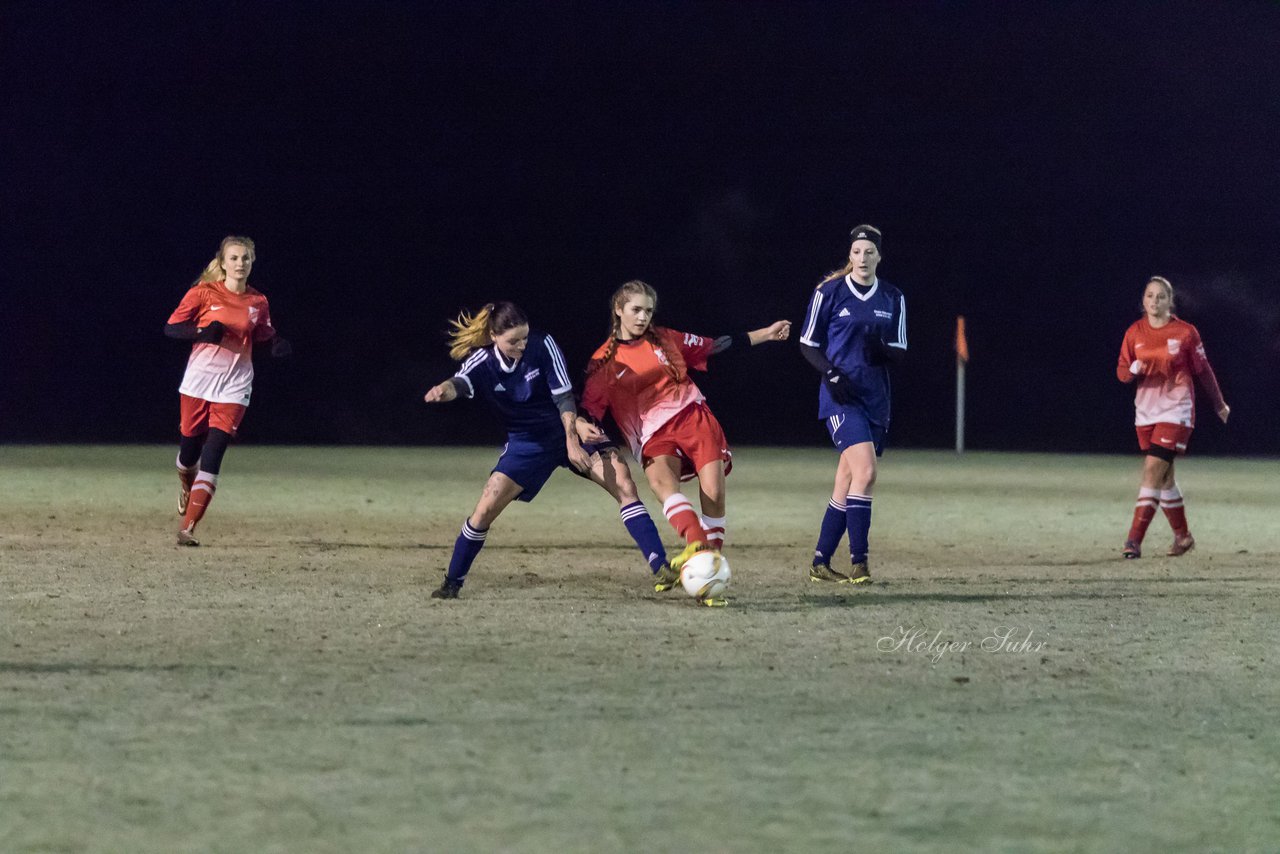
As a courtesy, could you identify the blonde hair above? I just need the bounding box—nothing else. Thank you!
[195,235,256,285]
[586,280,684,381]
[446,301,528,361]
[822,223,882,284]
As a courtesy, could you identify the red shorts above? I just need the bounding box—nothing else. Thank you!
[641,402,733,482]
[1136,422,1192,456]
[180,394,247,438]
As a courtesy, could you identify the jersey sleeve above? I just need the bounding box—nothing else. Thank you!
[672,330,715,372]
[167,288,207,325]
[1116,326,1138,383]
[252,297,276,342]
[452,349,487,399]
[540,334,574,396]
[1188,327,1225,410]
[799,285,829,349]
[580,366,609,421]
[887,292,907,351]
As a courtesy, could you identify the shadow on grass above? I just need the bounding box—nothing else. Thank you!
[0,662,238,675]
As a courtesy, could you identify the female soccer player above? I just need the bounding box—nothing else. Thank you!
[579,280,791,597]
[164,235,290,546]
[423,301,670,599]
[1116,276,1229,559]
[798,225,907,584]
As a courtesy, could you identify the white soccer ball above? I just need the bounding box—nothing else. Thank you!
[680,551,731,600]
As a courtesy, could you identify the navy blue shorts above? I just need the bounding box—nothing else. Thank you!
[824,408,886,457]
[493,429,616,502]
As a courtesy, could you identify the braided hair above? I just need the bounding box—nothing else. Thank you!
[587,280,685,382]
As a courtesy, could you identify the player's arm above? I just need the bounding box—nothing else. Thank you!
[1189,333,1229,423]
[709,320,792,355]
[1117,330,1143,382]
[424,377,467,404]
[542,334,591,471]
[799,340,860,405]
[165,290,224,343]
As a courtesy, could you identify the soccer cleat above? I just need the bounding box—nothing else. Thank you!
[1122,540,1141,559]
[431,577,463,599]
[697,596,728,607]
[1167,534,1195,557]
[653,562,681,592]
[844,562,872,584]
[176,526,199,547]
[809,562,849,583]
[669,540,712,573]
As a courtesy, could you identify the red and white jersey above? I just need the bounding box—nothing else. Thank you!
[581,327,716,458]
[1116,316,1224,427]
[167,280,275,405]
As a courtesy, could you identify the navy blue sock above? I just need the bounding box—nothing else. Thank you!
[620,501,668,573]
[446,519,488,583]
[813,499,846,566]
[845,493,873,564]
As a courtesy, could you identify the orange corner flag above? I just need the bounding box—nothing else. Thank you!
[956,316,969,363]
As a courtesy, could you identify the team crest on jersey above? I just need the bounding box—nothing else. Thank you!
[654,347,670,366]
[1166,338,1180,356]
[874,309,892,319]
[247,306,260,324]
[524,368,540,382]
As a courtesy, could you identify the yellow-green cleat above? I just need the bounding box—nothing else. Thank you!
[669,540,712,573]
[653,562,681,592]
[697,596,728,607]
[809,562,848,583]
[843,562,872,584]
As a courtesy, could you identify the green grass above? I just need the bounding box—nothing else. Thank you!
[1,446,1278,853]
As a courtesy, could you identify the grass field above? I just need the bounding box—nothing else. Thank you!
[2,445,1278,853]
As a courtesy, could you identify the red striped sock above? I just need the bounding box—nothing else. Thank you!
[182,472,219,531]
[1126,487,1159,544]
[662,494,708,545]
[700,514,725,550]
[1160,485,1188,536]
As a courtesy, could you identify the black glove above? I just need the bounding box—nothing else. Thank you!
[270,336,292,358]
[824,368,859,405]
[195,320,226,344]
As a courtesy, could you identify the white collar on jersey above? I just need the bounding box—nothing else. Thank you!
[492,345,521,373]
[844,274,879,301]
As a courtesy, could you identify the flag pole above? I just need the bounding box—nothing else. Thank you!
[955,316,968,454]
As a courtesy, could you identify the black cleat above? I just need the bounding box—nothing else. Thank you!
[431,578,463,599]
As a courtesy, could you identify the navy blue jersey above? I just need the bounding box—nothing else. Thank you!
[453,330,574,433]
[800,275,907,425]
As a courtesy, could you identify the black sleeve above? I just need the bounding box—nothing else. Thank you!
[709,332,752,355]
[164,322,198,340]
[866,337,906,366]
[799,341,835,374]
[552,390,577,416]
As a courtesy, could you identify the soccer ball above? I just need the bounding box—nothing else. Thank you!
[680,551,731,600]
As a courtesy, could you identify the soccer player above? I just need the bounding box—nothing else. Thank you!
[1116,276,1229,558]
[799,225,907,584]
[423,301,670,600]
[579,280,791,601]
[164,235,291,546]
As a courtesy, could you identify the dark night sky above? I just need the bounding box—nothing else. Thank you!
[4,1,1279,453]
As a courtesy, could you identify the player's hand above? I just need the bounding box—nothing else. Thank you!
[1129,360,1147,376]
[270,336,292,358]
[566,439,592,473]
[575,418,607,444]
[424,381,457,403]
[195,320,226,344]
[1217,403,1230,424]
[764,320,790,341]
[824,368,859,405]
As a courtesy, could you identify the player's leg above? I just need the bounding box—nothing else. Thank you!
[644,454,711,574]
[434,471,524,599]
[176,395,207,515]
[1159,458,1195,556]
[1124,451,1171,558]
[694,459,727,550]
[811,454,853,581]
[841,441,878,583]
[583,448,670,579]
[178,427,233,545]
